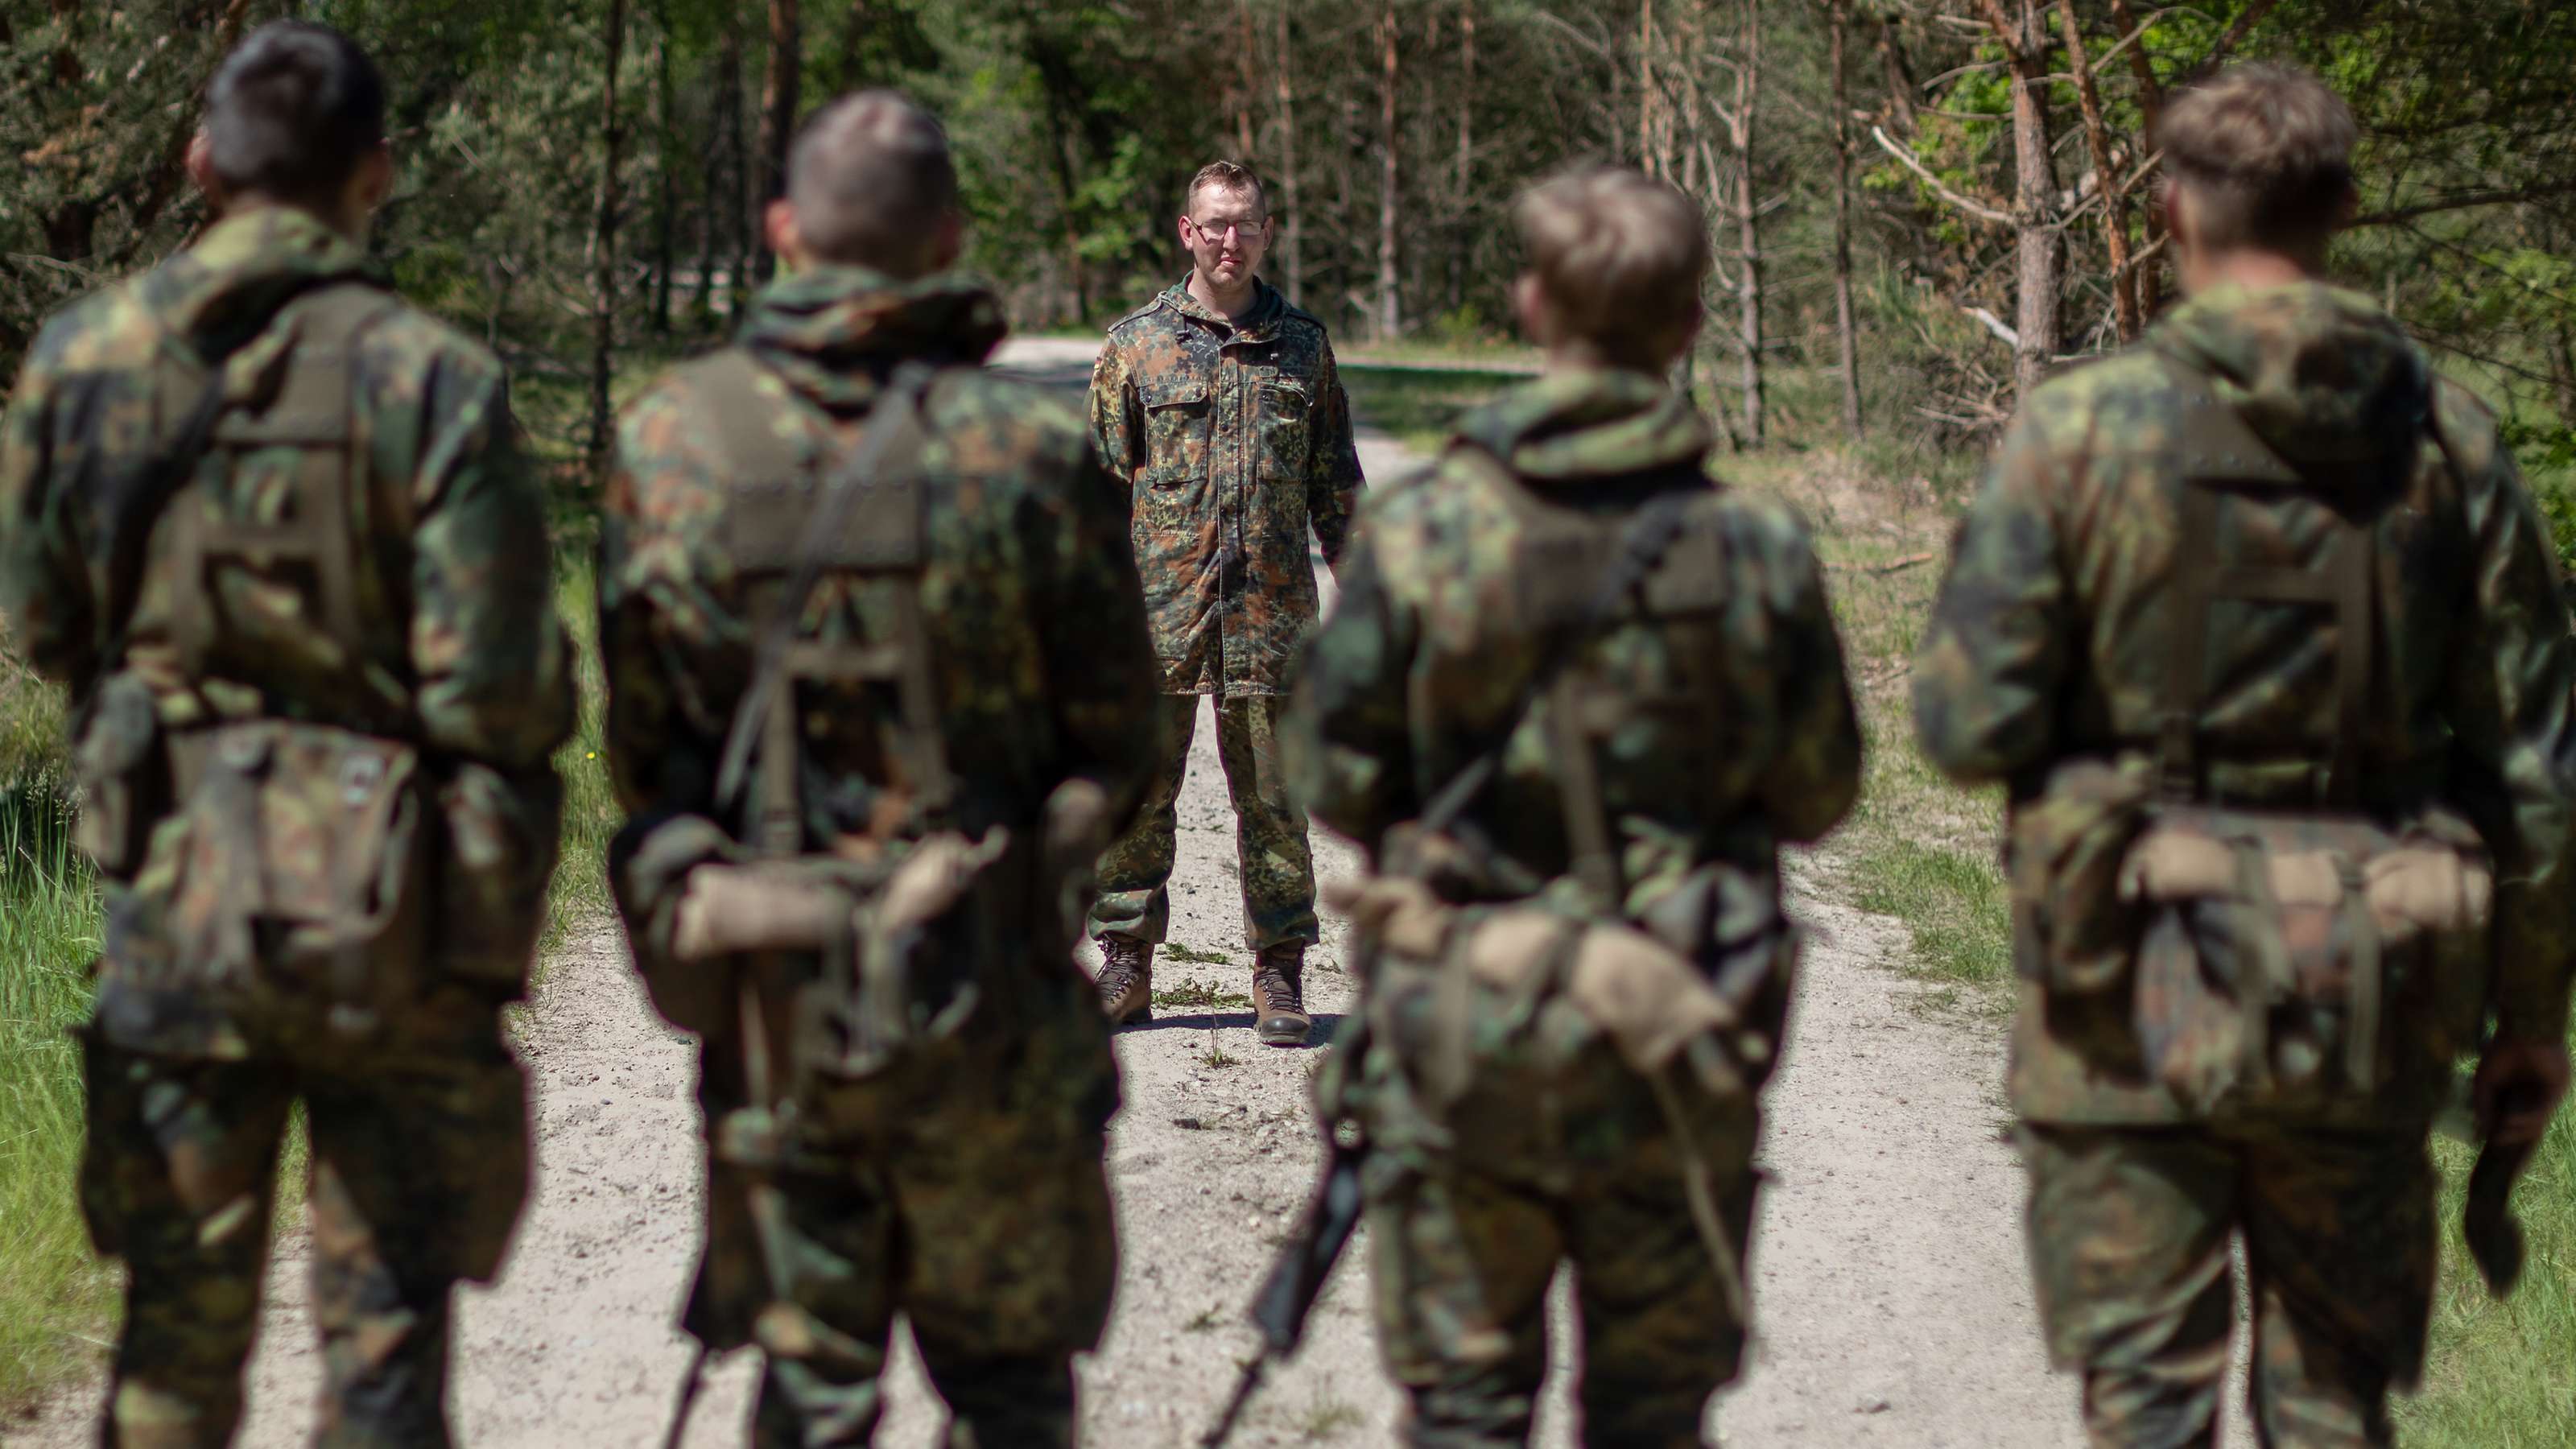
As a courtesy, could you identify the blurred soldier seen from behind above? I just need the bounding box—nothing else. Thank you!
[1914,62,2576,1448]
[597,89,1160,1447]
[1286,165,1862,1447]
[0,19,575,1447]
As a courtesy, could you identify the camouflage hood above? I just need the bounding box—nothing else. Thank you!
[1455,366,1714,487]
[142,206,378,363]
[2153,280,2431,477]
[739,266,1009,413]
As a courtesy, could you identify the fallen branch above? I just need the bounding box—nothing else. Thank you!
[1871,125,2013,227]
[1875,551,1936,575]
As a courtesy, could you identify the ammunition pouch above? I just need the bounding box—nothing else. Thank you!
[2123,806,2491,1114]
[1329,871,1781,1127]
[109,719,430,1038]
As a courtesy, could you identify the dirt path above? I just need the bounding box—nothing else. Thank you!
[21,338,2112,1447]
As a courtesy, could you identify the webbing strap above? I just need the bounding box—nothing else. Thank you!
[709,358,943,858]
[168,283,398,679]
[1413,444,1702,903]
[2153,360,2383,812]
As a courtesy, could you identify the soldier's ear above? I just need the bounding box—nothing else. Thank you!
[186,130,225,212]
[1512,272,1554,349]
[766,200,806,274]
[930,210,964,274]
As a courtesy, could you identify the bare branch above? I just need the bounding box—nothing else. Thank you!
[1871,125,2015,226]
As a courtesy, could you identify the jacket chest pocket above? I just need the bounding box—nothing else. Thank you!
[1141,375,1213,489]
[1256,378,1312,482]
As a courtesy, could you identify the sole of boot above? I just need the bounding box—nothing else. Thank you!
[1257,1018,1311,1047]
[1108,1003,1152,1028]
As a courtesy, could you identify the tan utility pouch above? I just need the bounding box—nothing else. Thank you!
[2121,807,2491,1111]
[1330,874,1758,1112]
[158,719,429,1025]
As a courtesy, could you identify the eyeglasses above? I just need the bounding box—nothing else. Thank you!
[1186,216,1268,242]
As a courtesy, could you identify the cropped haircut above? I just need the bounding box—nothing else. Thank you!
[1513,167,1710,355]
[1186,160,1268,218]
[787,91,958,272]
[2157,64,2358,254]
[204,21,387,208]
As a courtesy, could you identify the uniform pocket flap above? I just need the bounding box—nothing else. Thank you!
[1141,374,1209,409]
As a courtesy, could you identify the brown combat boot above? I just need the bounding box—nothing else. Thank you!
[1096,934,1153,1026]
[1251,943,1311,1046]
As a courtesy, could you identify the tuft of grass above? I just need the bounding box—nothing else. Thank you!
[1153,976,1251,1011]
[1847,838,2012,994]
[1294,1395,1364,1441]
[1161,942,1237,968]
[0,783,111,1408]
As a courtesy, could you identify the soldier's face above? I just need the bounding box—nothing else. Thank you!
[1180,185,1269,291]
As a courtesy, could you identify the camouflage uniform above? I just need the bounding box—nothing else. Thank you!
[0,205,574,1447]
[1289,368,1862,1446]
[599,264,1158,1447]
[1914,282,2576,1447]
[1086,278,1361,953]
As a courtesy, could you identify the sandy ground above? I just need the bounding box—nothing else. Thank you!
[16,337,2180,1447]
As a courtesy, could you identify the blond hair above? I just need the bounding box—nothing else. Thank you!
[2156,64,2358,254]
[1513,167,1709,358]
[1186,159,1268,217]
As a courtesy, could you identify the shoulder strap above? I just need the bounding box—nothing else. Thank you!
[1414,444,1700,879]
[2153,353,2382,810]
[102,278,378,666]
[712,361,941,852]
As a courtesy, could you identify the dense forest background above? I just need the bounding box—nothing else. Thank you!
[3,0,2574,508]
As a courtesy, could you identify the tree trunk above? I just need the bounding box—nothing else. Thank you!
[1733,0,1763,445]
[1983,0,2062,394]
[722,15,755,312]
[2103,0,2165,315]
[1453,0,1473,316]
[1277,6,1303,303]
[589,0,630,476]
[2058,2,2137,343]
[1377,0,1401,341]
[753,0,802,284]
[1829,0,1862,438]
[1637,0,1656,175]
[695,27,737,318]
[1235,0,1257,158]
[651,6,675,335]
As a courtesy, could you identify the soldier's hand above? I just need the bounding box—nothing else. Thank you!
[2474,1037,2571,1147]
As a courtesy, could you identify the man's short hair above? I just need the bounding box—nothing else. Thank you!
[2156,63,2358,254]
[787,90,958,271]
[1186,160,1267,218]
[1513,166,1709,353]
[204,21,387,207]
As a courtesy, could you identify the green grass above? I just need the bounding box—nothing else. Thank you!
[2400,1109,2576,1442]
[0,783,113,1408]
[1340,364,1519,456]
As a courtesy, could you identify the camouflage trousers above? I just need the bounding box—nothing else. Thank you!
[1358,1076,1760,1447]
[1089,694,1317,952]
[2020,1122,2437,1448]
[708,1012,1121,1447]
[77,1026,529,1449]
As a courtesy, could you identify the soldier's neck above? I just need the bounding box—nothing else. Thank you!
[2179,248,2319,298]
[1188,270,1258,322]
